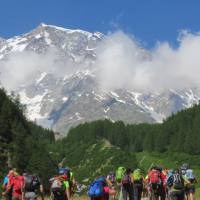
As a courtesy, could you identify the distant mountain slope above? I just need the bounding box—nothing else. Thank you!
[1,24,200,135]
[62,102,200,156]
[49,102,200,183]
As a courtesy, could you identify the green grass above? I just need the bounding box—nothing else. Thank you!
[62,139,137,183]
[196,188,200,200]
[136,152,200,185]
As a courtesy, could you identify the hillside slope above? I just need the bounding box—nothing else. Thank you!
[0,88,56,189]
[50,102,200,182]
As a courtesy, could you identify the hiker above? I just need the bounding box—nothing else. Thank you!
[132,169,143,200]
[63,175,72,200]
[184,166,197,200]
[106,172,116,200]
[120,168,133,200]
[2,170,24,200]
[143,174,150,200]
[50,168,72,200]
[160,168,168,200]
[115,167,126,200]
[166,169,174,199]
[23,172,44,200]
[143,171,152,200]
[148,166,163,200]
[2,169,15,200]
[59,167,77,199]
[168,169,185,200]
[88,176,116,200]
[50,175,66,200]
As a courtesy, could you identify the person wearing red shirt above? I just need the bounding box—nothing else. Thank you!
[3,171,24,200]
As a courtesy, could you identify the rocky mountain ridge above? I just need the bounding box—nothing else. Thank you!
[0,23,199,135]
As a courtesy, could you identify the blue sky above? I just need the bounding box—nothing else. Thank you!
[0,0,200,47]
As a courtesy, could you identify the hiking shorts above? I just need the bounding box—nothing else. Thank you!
[151,183,162,194]
[5,192,12,200]
[170,190,185,200]
[25,192,37,200]
[185,185,195,194]
[51,188,67,200]
[12,196,22,200]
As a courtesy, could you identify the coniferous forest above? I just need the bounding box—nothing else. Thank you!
[65,103,200,155]
[0,88,56,191]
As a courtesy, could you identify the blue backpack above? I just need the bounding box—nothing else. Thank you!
[88,177,105,197]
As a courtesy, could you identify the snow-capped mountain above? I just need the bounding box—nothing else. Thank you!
[0,24,199,136]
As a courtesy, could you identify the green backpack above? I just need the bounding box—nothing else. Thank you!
[116,167,126,182]
[133,169,142,181]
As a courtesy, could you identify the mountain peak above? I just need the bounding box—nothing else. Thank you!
[35,23,98,37]
[38,23,69,32]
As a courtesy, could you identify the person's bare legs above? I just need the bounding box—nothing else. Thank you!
[189,192,194,200]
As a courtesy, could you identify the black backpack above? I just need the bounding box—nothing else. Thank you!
[107,172,116,184]
[122,174,131,186]
[24,175,40,192]
[173,173,184,190]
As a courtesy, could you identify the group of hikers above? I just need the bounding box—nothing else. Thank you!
[1,169,44,200]
[1,163,197,200]
[88,164,197,200]
[1,167,77,200]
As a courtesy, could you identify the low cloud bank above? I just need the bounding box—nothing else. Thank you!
[96,31,200,92]
[1,30,200,92]
[0,48,84,90]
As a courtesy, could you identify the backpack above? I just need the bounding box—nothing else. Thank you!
[51,177,63,189]
[149,169,161,184]
[180,163,189,175]
[12,176,24,194]
[107,172,115,184]
[88,177,105,198]
[116,167,126,182]
[185,169,195,181]
[122,174,131,185]
[24,175,40,192]
[133,169,142,182]
[51,178,65,196]
[173,173,184,190]
[167,174,174,187]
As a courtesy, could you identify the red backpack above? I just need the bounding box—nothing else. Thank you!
[12,176,24,194]
[149,169,161,184]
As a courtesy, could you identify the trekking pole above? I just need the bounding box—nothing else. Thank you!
[139,156,146,167]
[148,163,154,171]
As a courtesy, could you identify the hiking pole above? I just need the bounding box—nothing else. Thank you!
[139,156,146,167]
[148,163,154,172]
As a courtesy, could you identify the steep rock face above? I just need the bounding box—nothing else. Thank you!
[0,24,199,135]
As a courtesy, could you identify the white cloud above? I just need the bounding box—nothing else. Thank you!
[95,30,200,92]
[1,30,200,92]
[0,48,83,90]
